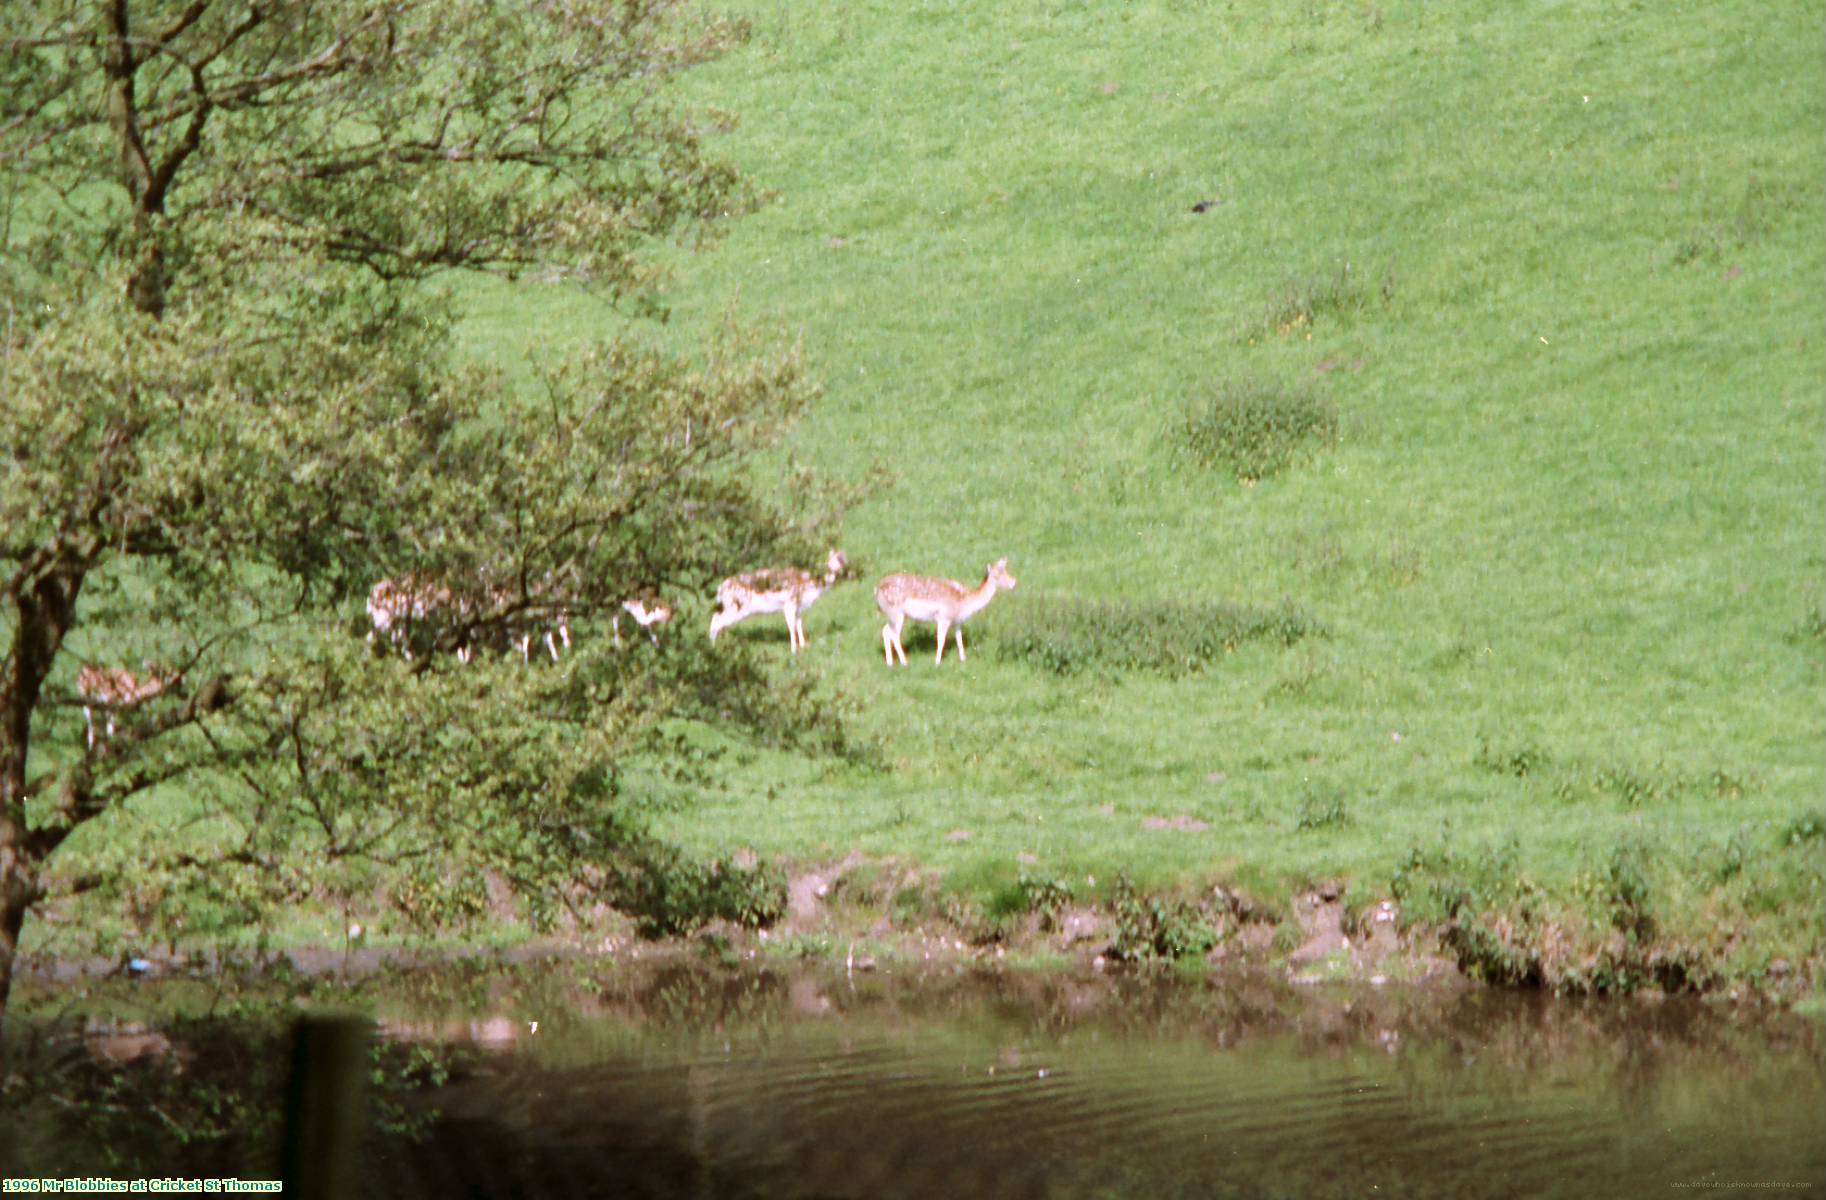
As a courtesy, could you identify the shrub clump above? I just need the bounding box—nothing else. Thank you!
[993,594,1322,677]
[608,847,787,939]
[1172,375,1339,482]
[1107,873,1217,962]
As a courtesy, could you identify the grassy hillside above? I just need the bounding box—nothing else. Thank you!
[454,0,1822,971]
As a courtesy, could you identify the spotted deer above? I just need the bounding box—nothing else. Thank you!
[77,663,183,749]
[613,596,674,647]
[708,549,848,653]
[875,557,1017,666]
[367,574,466,661]
[369,573,571,663]
[487,582,572,663]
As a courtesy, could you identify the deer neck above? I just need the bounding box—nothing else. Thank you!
[956,573,1001,622]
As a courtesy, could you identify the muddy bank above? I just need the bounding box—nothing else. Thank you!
[19,854,1819,1011]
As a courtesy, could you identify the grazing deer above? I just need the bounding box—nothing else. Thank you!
[77,663,183,749]
[875,557,1017,666]
[370,573,570,663]
[368,574,465,661]
[613,596,673,647]
[487,582,572,663]
[708,549,848,653]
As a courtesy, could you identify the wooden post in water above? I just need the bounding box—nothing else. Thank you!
[280,1015,368,1200]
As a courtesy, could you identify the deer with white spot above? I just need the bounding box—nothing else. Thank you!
[613,596,673,647]
[367,574,467,661]
[708,550,848,653]
[77,663,184,749]
[875,557,1017,666]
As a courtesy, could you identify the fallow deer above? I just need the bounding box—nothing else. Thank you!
[77,663,184,749]
[875,557,1017,666]
[613,596,674,647]
[367,574,465,661]
[708,549,848,653]
[370,573,570,663]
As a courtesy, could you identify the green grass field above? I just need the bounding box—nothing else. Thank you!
[453,0,1825,966]
[40,0,1813,979]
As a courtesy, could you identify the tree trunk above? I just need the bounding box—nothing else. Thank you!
[0,569,84,1024]
[0,847,31,1033]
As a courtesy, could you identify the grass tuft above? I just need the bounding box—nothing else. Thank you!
[1171,375,1338,482]
[992,594,1323,677]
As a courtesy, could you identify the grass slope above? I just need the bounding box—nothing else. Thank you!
[458,0,1822,966]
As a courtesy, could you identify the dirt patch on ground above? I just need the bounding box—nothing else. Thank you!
[1141,815,1210,832]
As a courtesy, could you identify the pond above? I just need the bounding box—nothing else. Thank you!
[8,959,1823,1198]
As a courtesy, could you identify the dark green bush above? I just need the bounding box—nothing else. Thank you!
[1107,873,1216,962]
[993,594,1323,677]
[609,846,787,939]
[1172,375,1338,481]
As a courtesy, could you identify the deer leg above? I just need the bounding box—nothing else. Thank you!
[546,629,562,661]
[955,627,968,663]
[84,706,96,750]
[934,618,951,665]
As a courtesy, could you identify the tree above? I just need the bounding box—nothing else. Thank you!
[0,0,847,1019]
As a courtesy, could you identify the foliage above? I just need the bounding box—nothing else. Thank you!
[608,844,788,939]
[985,869,1075,933]
[1106,873,1216,963]
[1171,375,1339,482]
[992,594,1322,678]
[0,0,849,1014]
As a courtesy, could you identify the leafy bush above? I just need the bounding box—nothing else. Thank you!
[993,594,1323,677]
[609,846,787,939]
[1106,873,1217,962]
[1172,375,1339,481]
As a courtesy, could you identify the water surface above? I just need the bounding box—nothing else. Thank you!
[364,963,1824,1199]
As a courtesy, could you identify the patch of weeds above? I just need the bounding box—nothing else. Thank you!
[1016,870,1076,932]
[1294,791,1351,832]
[1390,837,1520,927]
[1170,373,1338,482]
[889,884,930,926]
[1549,758,1759,809]
[1107,873,1217,962]
[1782,810,1825,847]
[1270,921,1302,954]
[774,933,833,959]
[1710,824,1754,885]
[1598,837,1655,942]
[1784,601,1826,646]
[943,895,1005,946]
[1247,260,1397,341]
[994,593,1322,677]
[1474,735,1550,779]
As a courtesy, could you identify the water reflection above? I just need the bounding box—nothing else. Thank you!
[361,963,1823,1199]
